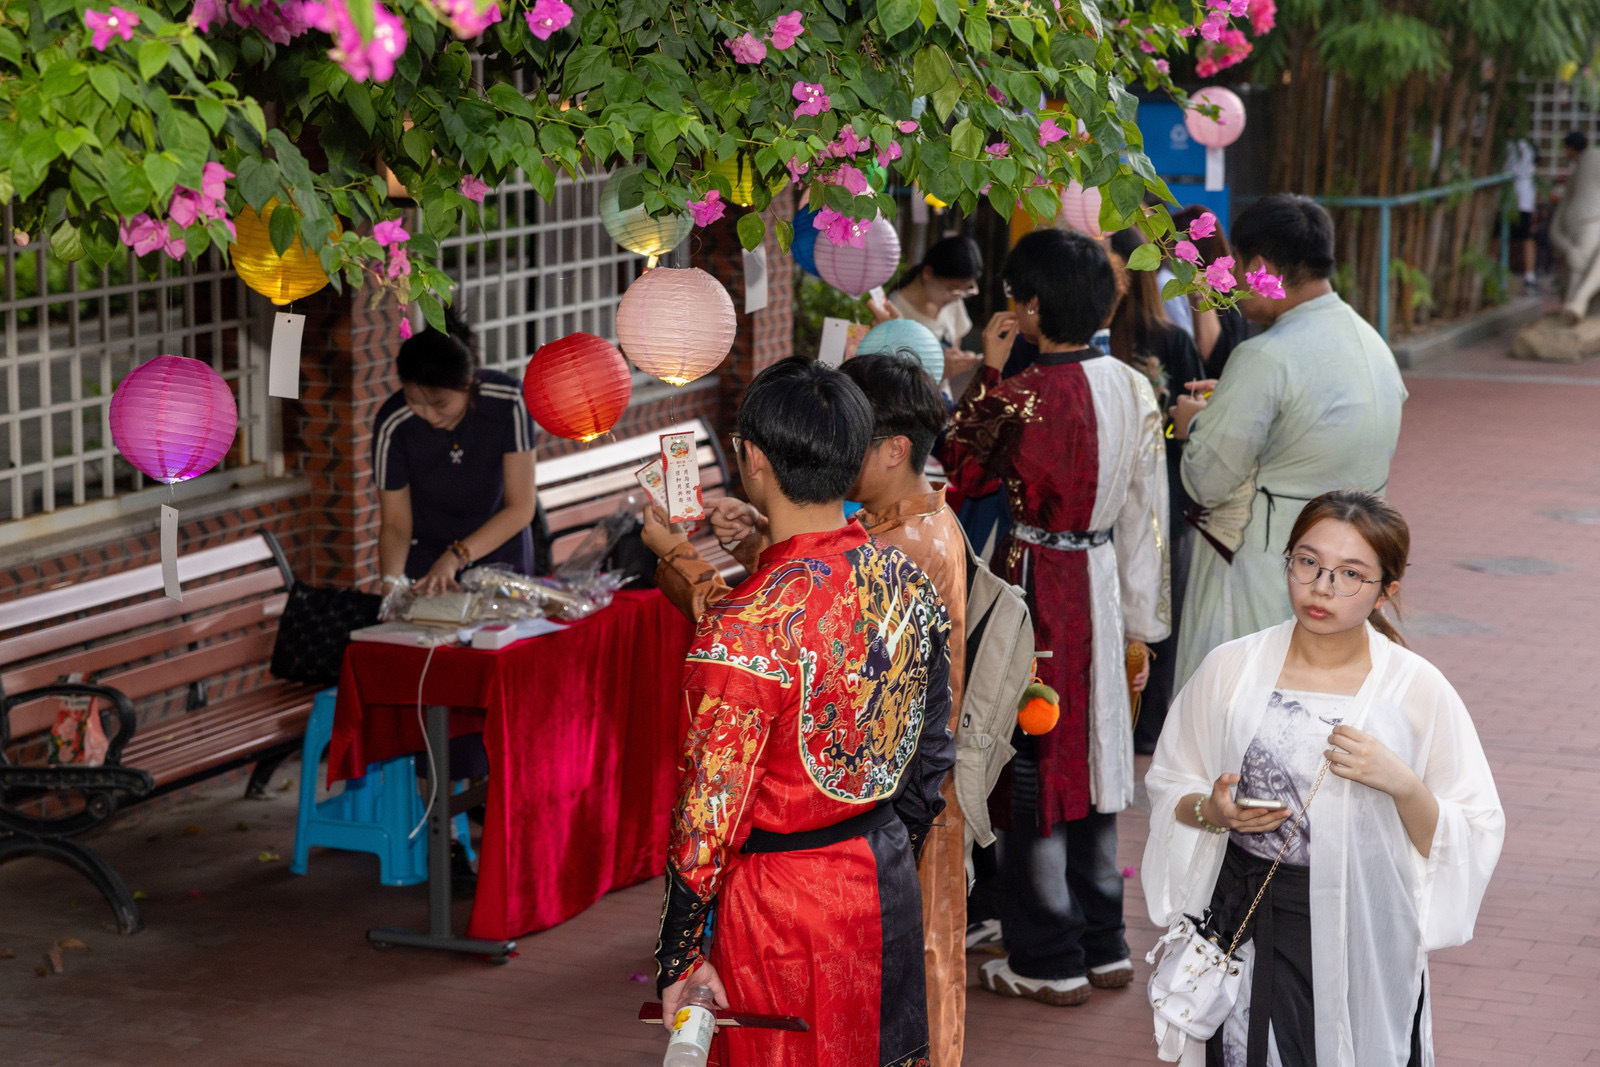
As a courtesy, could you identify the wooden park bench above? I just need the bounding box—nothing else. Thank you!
[0,532,320,934]
[537,416,745,580]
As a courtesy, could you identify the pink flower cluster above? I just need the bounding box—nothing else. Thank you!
[188,0,316,45]
[1249,0,1276,34]
[813,206,872,249]
[1172,213,1284,300]
[688,189,725,227]
[461,174,489,202]
[1192,0,1274,78]
[524,0,571,40]
[83,6,137,50]
[374,218,410,279]
[792,81,830,118]
[304,0,407,81]
[725,10,803,63]
[118,163,235,260]
[431,0,501,38]
[1038,119,1068,147]
[1196,27,1251,78]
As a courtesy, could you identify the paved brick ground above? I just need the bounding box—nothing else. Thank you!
[2,337,1596,1065]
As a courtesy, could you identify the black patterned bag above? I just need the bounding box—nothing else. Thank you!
[268,583,382,686]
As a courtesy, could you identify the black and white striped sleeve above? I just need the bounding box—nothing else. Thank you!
[372,404,414,491]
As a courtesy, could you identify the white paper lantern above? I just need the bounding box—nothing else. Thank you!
[616,267,737,386]
[814,215,902,298]
[1059,181,1103,239]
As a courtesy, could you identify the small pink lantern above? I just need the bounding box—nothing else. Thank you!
[1185,86,1247,191]
[1058,181,1104,239]
[109,356,238,483]
[616,267,737,386]
[814,215,902,298]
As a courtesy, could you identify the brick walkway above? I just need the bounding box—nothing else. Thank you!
[2,337,1596,1066]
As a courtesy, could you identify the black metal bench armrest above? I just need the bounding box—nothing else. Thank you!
[0,764,154,838]
[1,683,139,766]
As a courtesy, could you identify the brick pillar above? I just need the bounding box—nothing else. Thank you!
[691,189,796,433]
[293,288,402,588]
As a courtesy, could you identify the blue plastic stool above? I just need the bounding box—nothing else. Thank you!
[291,688,475,886]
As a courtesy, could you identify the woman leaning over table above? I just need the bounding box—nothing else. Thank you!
[1142,490,1502,1067]
[372,310,539,596]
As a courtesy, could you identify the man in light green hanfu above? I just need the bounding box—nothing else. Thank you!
[1171,195,1407,692]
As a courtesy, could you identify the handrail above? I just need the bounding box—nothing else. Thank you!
[1314,172,1515,341]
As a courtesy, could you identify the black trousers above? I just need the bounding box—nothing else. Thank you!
[1204,841,1427,1067]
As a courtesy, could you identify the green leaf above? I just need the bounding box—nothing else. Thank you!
[912,45,949,97]
[931,77,962,122]
[143,153,180,199]
[196,96,228,134]
[402,126,433,166]
[88,65,119,106]
[564,45,611,94]
[0,172,14,204]
[878,0,920,37]
[774,218,793,254]
[54,127,89,159]
[950,120,982,160]
[526,160,555,201]
[236,156,282,210]
[268,201,300,256]
[139,40,171,81]
[1161,278,1186,302]
[1126,243,1161,272]
[487,81,536,120]
[583,126,615,164]
[964,13,992,55]
[343,81,377,134]
[241,100,267,141]
[50,217,84,262]
[737,212,765,252]
[103,152,152,215]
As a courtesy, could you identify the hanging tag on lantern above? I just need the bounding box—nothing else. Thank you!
[635,458,668,512]
[659,432,705,525]
[268,312,307,399]
[910,189,929,225]
[818,316,850,367]
[1205,146,1225,192]
[742,247,769,314]
[160,505,183,602]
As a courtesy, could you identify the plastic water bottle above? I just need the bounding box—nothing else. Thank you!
[662,985,717,1067]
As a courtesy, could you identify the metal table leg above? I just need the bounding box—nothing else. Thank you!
[368,704,515,963]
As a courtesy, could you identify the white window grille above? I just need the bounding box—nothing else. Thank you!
[0,220,266,527]
[1520,77,1600,182]
[441,170,686,377]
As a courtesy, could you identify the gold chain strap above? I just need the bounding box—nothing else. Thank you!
[1221,758,1332,962]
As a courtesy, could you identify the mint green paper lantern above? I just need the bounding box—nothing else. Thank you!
[600,164,692,267]
[857,318,944,382]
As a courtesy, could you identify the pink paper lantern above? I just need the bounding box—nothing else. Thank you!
[1059,181,1104,239]
[1185,86,1247,148]
[616,267,737,386]
[109,356,238,483]
[814,215,902,298]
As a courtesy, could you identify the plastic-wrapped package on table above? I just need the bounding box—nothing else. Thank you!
[458,565,627,622]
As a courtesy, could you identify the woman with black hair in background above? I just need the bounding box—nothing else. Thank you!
[1108,228,1205,754]
[372,309,539,596]
[888,234,985,396]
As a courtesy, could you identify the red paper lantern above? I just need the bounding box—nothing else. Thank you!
[521,332,633,443]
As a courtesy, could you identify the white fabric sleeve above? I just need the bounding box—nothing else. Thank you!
[1412,667,1505,952]
[1180,341,1284,508]
[1115,372,1171,645]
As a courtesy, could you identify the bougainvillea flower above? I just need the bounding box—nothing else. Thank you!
[1038,119,1068,146]
[1246,265,1286,298]
[876,142,902,168]
[792,81,830,118]
[834,125,866,157]
[461,174,489,202]
[785,156,809,183]
[1155,59,1170,74]
[727,32,766,63]
[234,0,317,45]
[373,219,410,246]
[986,85,1006,104]
[768,10,804,49]
[688,189,725,227]
[524,0,572,40]
[84,7,138,50]
[1205,256,1237,293]
[168,191,204,229]
[986,142,1010,157]
[836,165,870,196]
[1249,0,1276,34]
[897,120,919,134]
[399,309,413,339]
[1187,212,1218,239]
[1229,0,1250,15]
[1201,11,1228,40]
[1174,239,1201,265]
[386,245,411,279]
[118,214,167,257]
[187,0,222,31]
[435,0,500,38]
[813,206,868,248]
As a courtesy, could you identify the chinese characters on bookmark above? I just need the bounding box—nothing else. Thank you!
[659,432,705,525]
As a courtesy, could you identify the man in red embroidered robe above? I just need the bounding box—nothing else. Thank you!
[942,228,1169,1006]
[655,357,953,1067]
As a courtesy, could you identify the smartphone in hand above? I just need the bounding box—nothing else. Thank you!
[1236,797,1289,811]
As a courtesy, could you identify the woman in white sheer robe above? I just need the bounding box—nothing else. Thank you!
[1143,491,1502,1067]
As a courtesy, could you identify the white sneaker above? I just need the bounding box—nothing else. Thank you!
[964,918,1003,951]
[978,957,1092,1006]
[1087,958,1135,989]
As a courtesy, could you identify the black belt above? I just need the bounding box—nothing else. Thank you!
[741,804,896,854]
[1257,481,1388,551]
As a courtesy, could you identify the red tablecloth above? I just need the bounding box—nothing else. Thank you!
[328,590,695,941]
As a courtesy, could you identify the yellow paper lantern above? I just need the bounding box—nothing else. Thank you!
[704,155,786,208]
[232,200,334,305]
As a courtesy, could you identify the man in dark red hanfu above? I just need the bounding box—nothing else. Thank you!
[654,357,953,1067]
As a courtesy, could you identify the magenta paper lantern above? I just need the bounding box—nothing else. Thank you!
[814,215,902,298]
[616,267,737,386]
[109,356,238,483]
[1185,86,1247,149]
[1059,181,1104,239]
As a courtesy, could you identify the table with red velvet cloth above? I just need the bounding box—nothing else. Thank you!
[328,589,695,942]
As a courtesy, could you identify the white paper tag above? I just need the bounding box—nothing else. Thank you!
[910,189,929,224]
[659,432,705,524]
[160,504,182,602]
[635,458,668,511]
[1205,145,1225,192]
[818,316,850,367]
[868,286,886,306]
[268,311,306,399]
[742,246,769,314]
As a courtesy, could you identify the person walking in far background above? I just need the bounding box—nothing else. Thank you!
[1507,129,1539,293]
